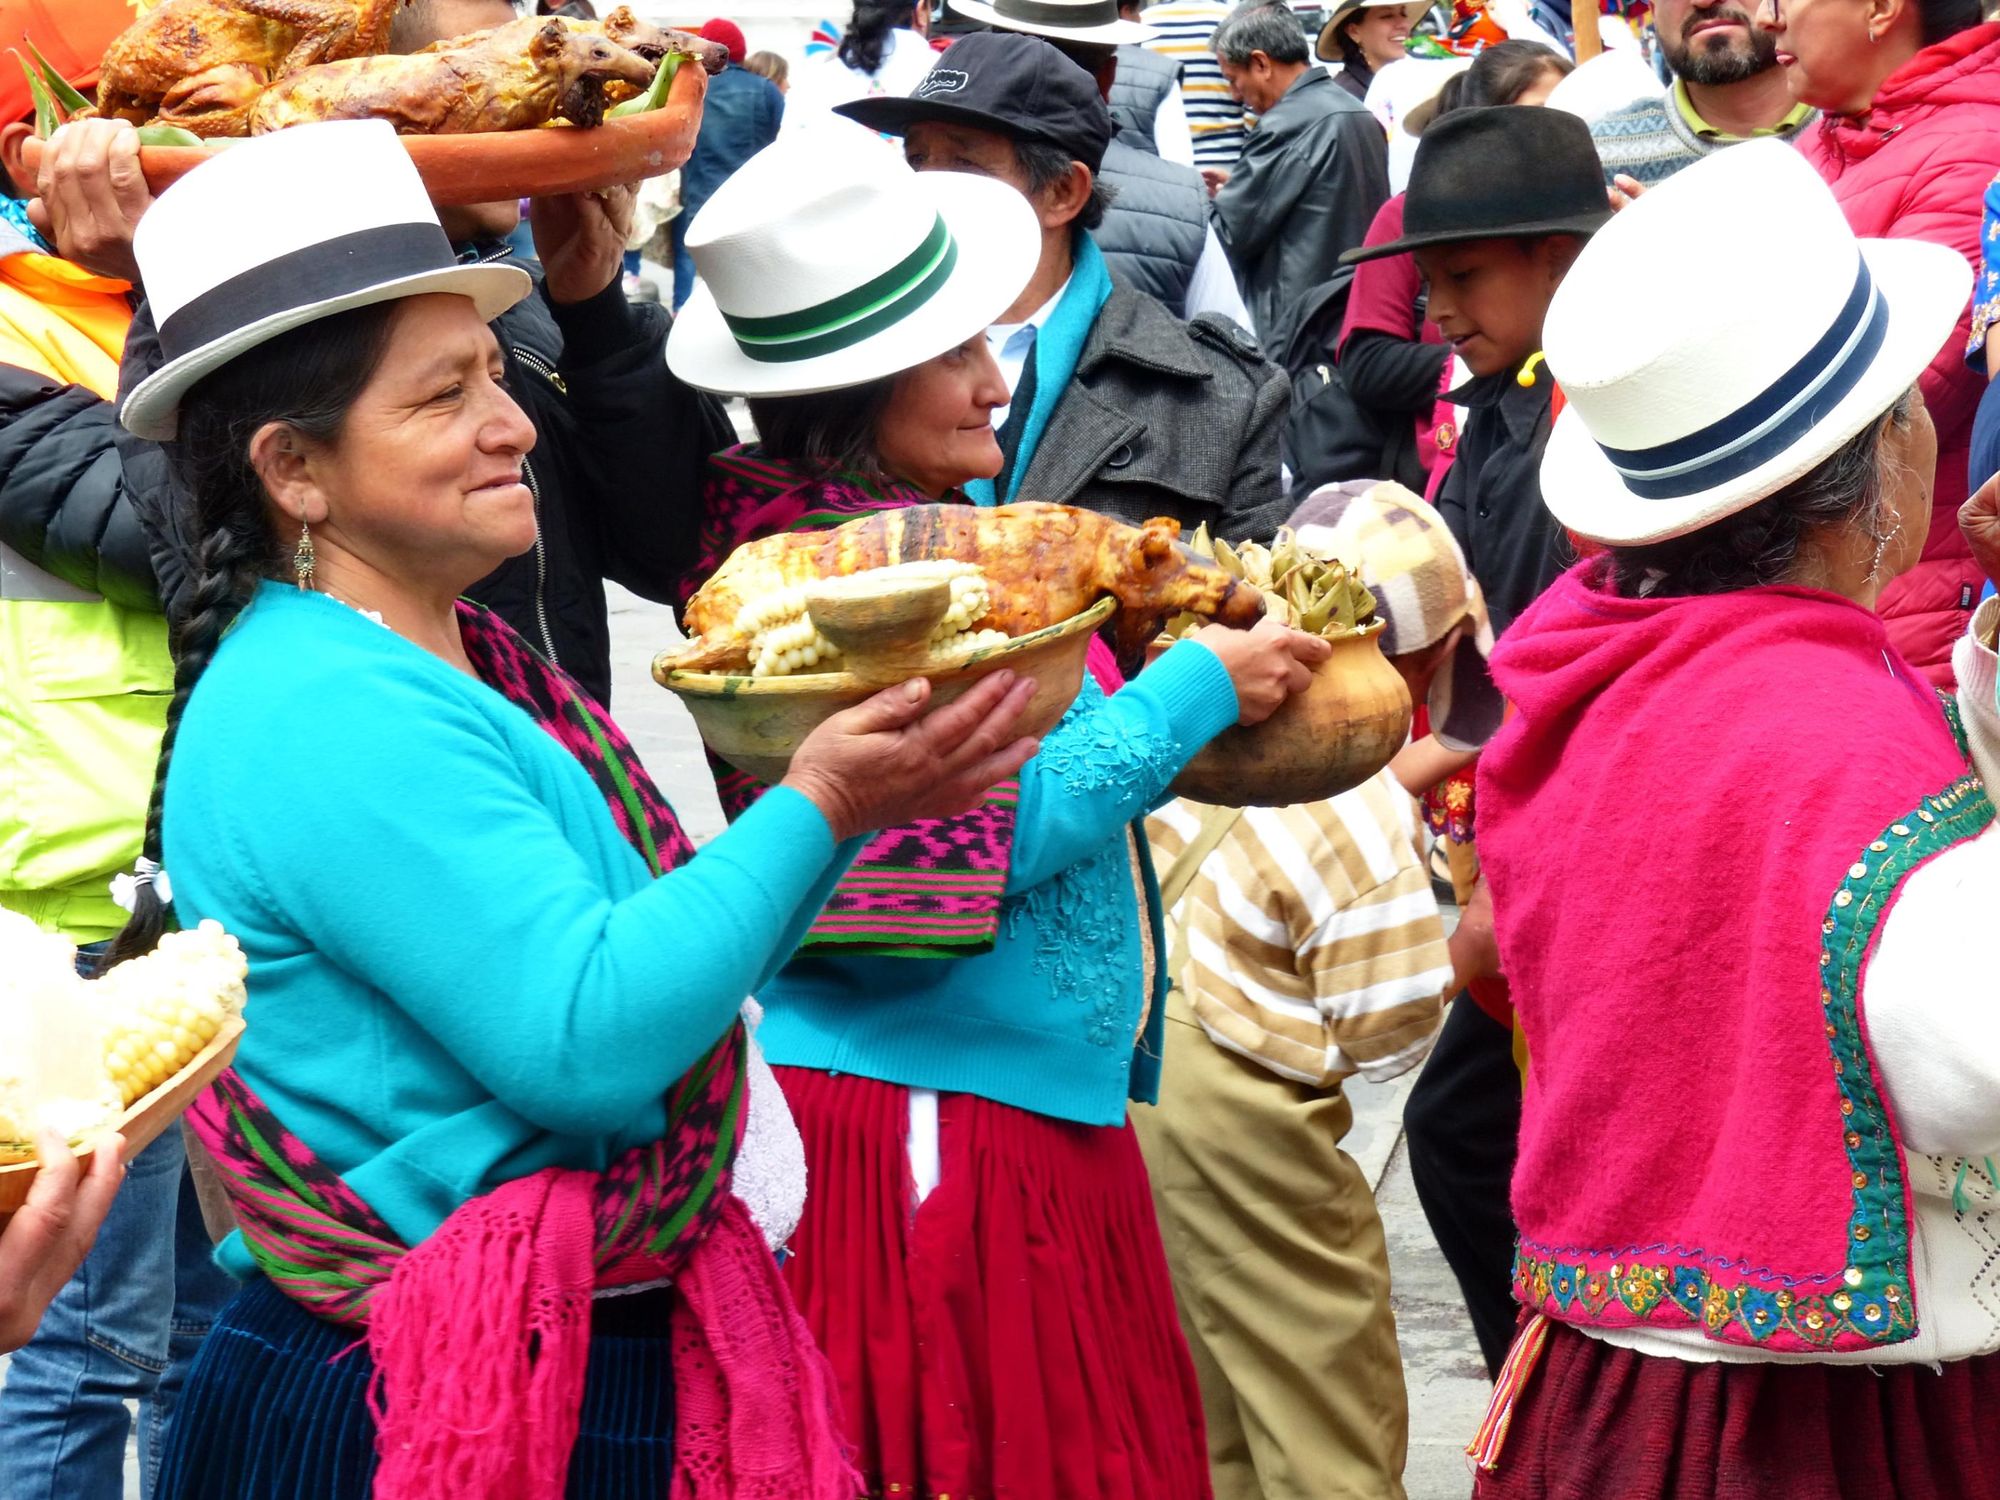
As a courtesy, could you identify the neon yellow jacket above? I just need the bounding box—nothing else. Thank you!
[0,246,170,944]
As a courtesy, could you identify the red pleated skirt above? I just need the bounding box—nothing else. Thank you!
[772,1066,1211,1500]
[1476,1319,2000,1500]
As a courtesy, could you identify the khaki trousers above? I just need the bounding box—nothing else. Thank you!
[1131,991,1410,1500]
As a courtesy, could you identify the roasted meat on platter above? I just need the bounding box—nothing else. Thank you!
[251,18,655,133]
[673,503,1268,673]
[417,7,731,93]
[95,0,406,138]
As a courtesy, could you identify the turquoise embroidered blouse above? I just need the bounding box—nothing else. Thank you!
[756,638,1240,1127]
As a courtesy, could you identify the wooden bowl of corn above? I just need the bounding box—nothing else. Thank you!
[0,917,248,1219]
[655,595,1117,786]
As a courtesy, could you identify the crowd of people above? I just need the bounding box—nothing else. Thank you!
[0,0,1997,1496]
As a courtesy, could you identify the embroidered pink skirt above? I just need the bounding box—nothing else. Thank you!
[1476,1318,2000,1500]
[772,1066,1211,1500]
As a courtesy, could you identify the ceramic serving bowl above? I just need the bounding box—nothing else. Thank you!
[655,596,1117,785]
[1170,620,1413,807]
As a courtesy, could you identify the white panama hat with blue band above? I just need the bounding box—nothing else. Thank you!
[120,119,532,443]
[666,135,1041,400]
[1539,138,1971,548]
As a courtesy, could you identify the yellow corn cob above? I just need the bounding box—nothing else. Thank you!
[91,920,249,1107]
[929,574,992,642]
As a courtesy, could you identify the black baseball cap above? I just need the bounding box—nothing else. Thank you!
[1341,107,1612,264]
[835,31,1114,173]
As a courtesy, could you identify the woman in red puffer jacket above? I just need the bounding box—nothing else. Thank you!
[1760,0,2000,686]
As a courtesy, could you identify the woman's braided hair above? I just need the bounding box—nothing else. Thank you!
[100,301,401,969]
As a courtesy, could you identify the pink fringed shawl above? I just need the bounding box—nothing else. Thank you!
[1478,562,1991,1355]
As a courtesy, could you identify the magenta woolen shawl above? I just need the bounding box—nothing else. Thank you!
[1477,561,1990,1355]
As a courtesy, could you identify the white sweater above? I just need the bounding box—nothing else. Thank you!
[1593,599,2000,1365]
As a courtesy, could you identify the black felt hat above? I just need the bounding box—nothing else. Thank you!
[835,31,1113,173]
[1341,106,1612,265]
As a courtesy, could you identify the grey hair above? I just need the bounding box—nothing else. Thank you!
[1212,1,1309,65]
[1607,389,1917,598]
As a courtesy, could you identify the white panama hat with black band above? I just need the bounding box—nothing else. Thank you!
[1540,138,1971,547]
[120,119,532,443]
[666,134,1040,399]
[948,0,1154,46]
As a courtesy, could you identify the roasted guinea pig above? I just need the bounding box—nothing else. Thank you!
[95,0,406,138]
[672,503,1268,672]
[250,16,656,133]
[419,7,729,78]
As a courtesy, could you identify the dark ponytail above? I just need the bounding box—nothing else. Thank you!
[100,301,402,970]
[839,0,916,76]
[1459,39,1573,108]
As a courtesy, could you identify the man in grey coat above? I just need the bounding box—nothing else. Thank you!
[1207,1,1389,356]
[840,30,1291,544]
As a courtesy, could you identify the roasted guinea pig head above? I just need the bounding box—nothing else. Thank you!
[1104,514,1268,657]
[599,8,730,73]
[670,502,1266,674]
[547,22,658,125]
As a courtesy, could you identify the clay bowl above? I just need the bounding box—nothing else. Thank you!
[1171,621,1413,808]
[19,63,705,207]
[0,1016,243,1223]
[656,597,1116,786]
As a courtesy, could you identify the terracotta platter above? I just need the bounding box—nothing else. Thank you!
[19,64,705,207]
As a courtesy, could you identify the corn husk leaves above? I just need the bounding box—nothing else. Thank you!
[1162,524,1379,641]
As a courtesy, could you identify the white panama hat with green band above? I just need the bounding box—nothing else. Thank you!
[666,136,1041,399]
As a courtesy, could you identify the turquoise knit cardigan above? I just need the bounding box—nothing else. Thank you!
[164,584,859,1270]
[758,638,1241,1127]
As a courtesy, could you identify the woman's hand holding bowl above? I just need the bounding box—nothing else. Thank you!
[782,671,1041,843]
[1187,616,1334,726]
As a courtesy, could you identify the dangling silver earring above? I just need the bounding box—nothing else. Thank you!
[1869,519,1903,581]
[293,517,316,591]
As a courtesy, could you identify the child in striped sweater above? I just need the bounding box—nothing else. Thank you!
[1133,481,1501,1500]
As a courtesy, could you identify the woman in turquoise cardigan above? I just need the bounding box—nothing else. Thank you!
[666,137,1329,1499]
[112,121,1040,1500]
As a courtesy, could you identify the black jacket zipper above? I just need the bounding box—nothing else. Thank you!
[520,455,560,666]
[509,342,566,667]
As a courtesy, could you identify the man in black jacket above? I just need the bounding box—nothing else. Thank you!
[120,0,736,707]
[1206,1,1388,357]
